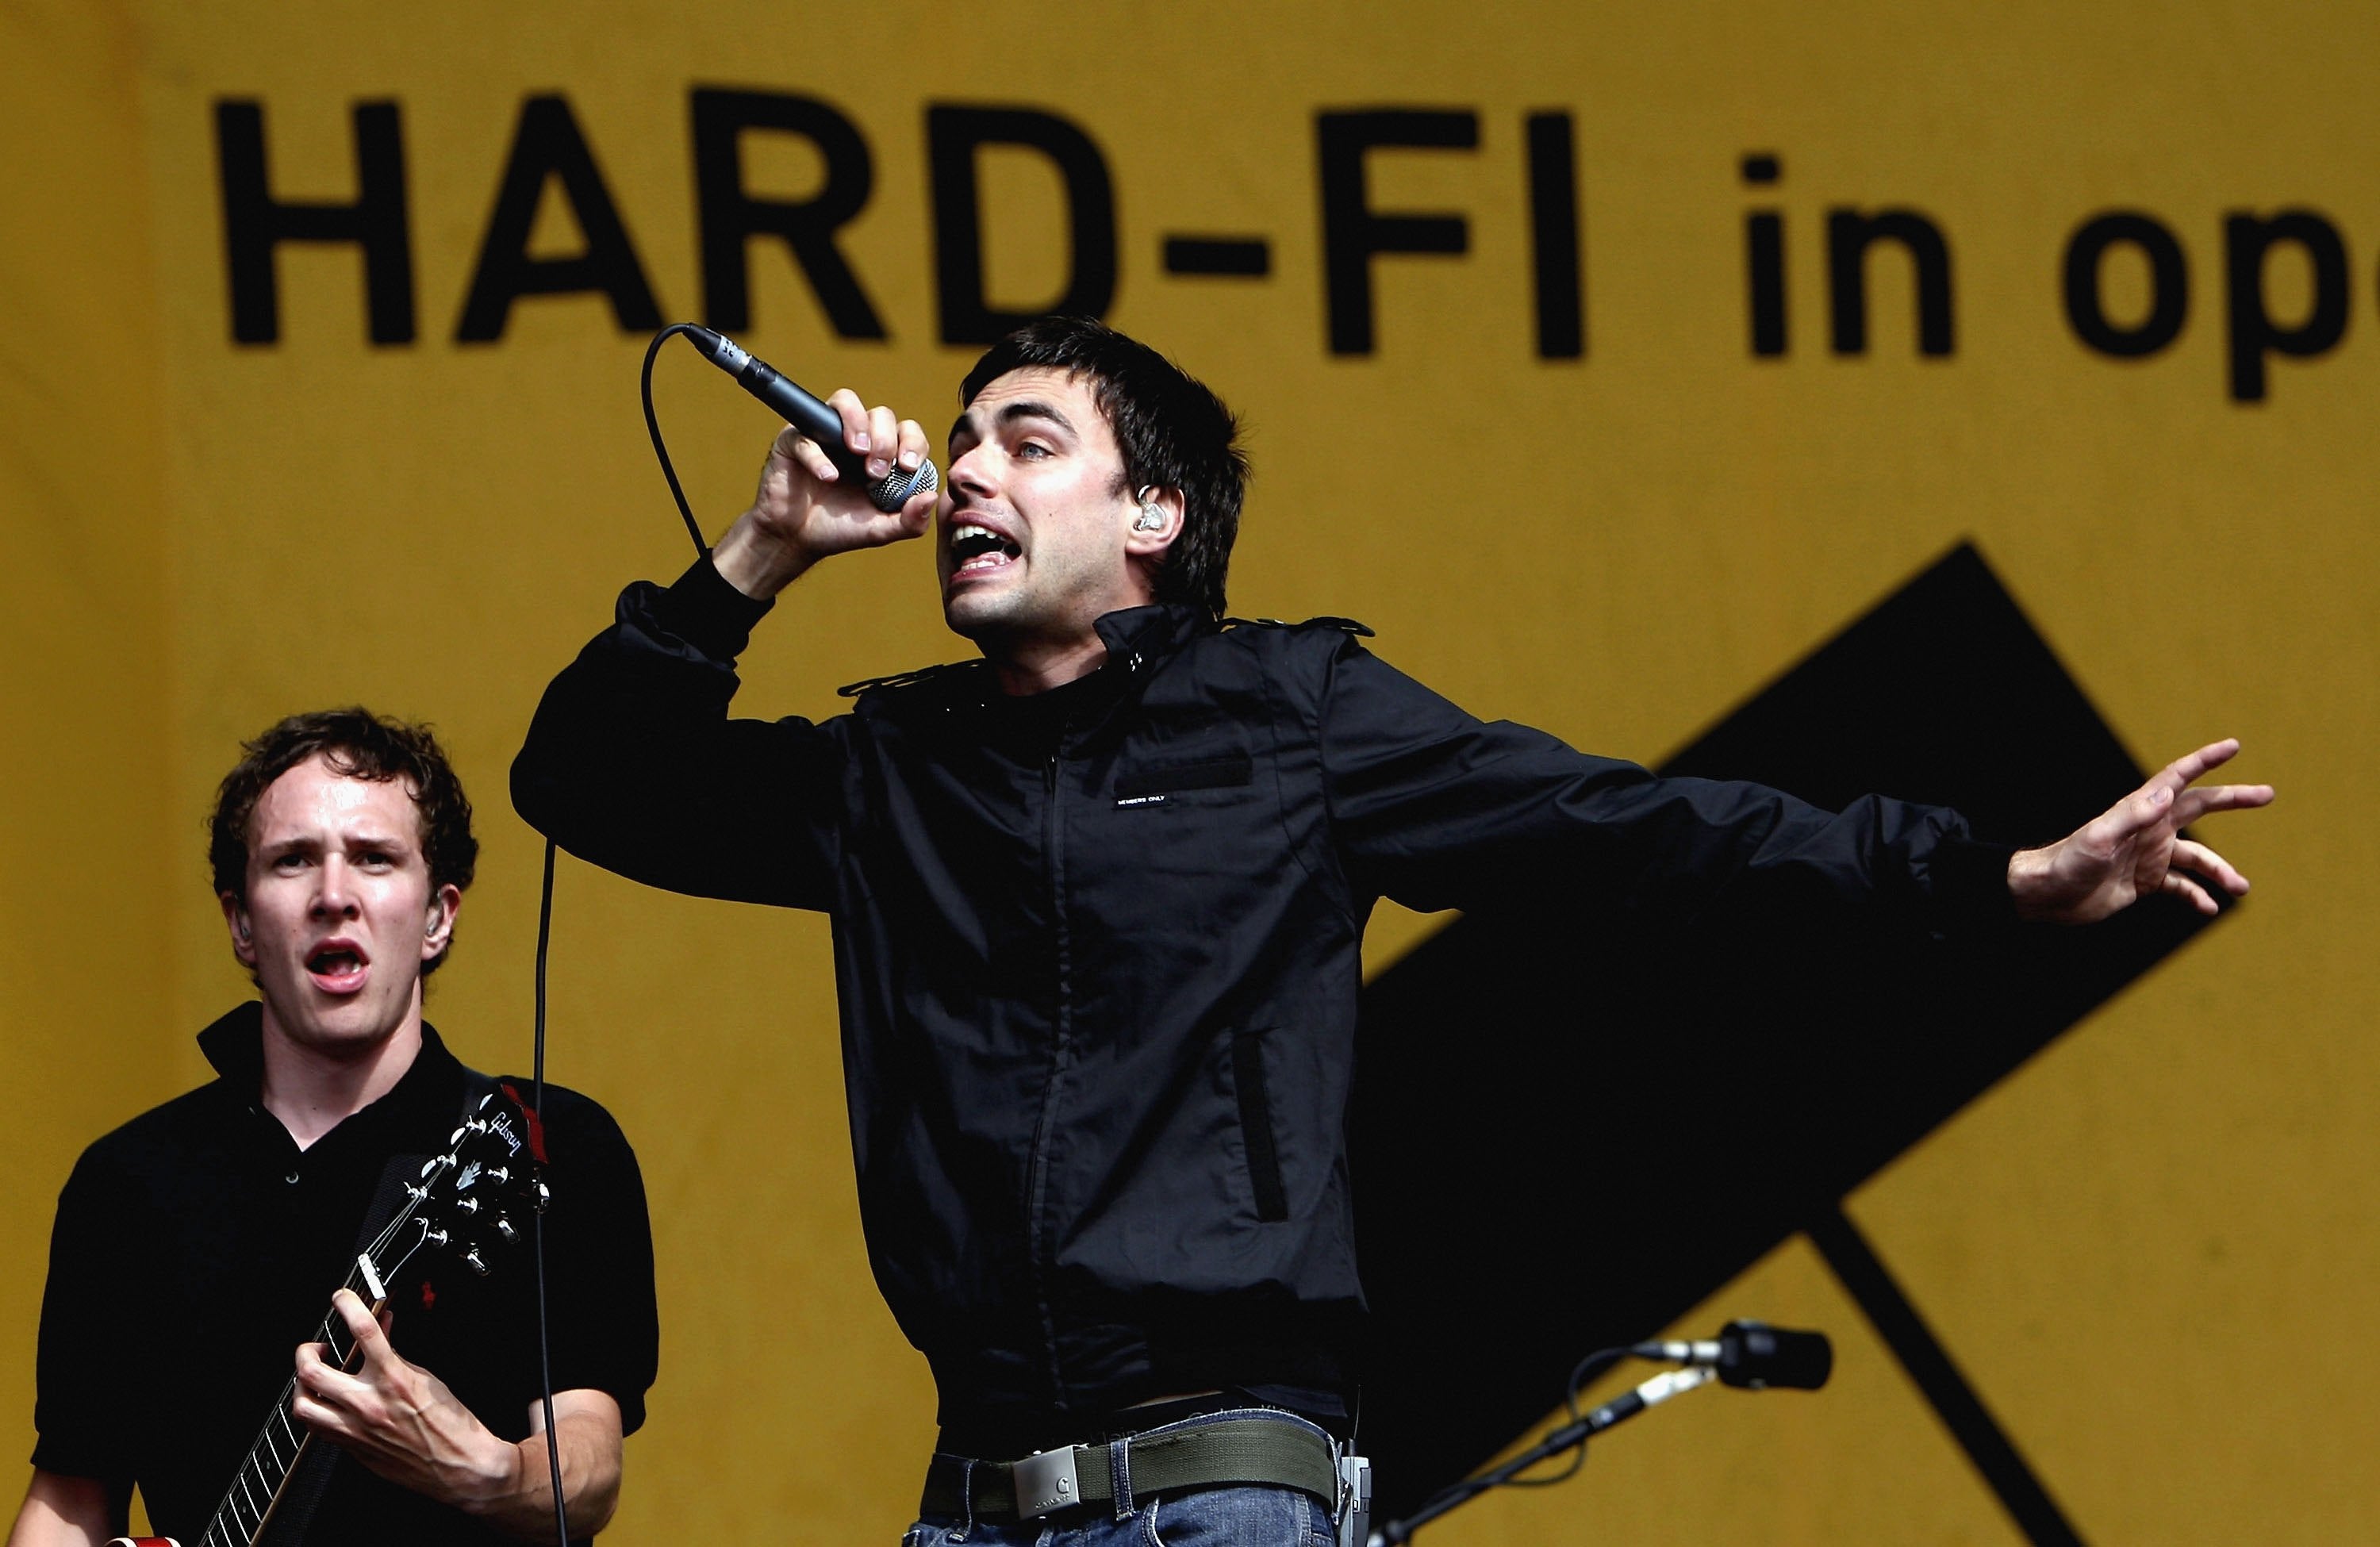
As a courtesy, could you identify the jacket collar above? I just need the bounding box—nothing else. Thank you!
[855,604,1212,720]
[1092,603,1212,679]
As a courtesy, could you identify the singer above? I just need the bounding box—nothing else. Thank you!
[511,317,2269,1545]
[10,712,659,1547]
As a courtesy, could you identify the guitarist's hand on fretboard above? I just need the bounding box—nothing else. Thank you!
[291,1288,520,1514]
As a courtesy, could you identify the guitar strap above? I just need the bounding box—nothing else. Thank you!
[258,1067,503,1547]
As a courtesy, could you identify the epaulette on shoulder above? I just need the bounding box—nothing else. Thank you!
[1219,615,1376,637]
[835,660,981,699]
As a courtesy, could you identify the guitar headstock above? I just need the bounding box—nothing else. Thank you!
[385,1087,547,1281]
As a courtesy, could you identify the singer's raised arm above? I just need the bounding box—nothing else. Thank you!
[513,401,931,908]
[512,552,850,912]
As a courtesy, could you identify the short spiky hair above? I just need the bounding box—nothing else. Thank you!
[209,708,478,975]
[960,317,1249,620]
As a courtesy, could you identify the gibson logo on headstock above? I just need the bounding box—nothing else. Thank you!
[486,1112,525,1158]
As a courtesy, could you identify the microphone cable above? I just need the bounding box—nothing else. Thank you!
[522,323,720,1545]
[532,834,566,1546]
[1382,1345,1630,1539]
[642,322,715,554]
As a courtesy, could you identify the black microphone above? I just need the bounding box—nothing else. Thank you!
[1633,1320,1833,1391]
[684,327,940,513]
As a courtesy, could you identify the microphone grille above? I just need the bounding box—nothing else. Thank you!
[867,458,939,513]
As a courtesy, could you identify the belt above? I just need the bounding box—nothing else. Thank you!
[920,1415,1338,1523]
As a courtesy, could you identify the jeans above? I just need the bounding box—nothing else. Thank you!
[907,1409,1339,1547]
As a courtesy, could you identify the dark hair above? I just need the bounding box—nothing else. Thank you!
[960,317,1249,620]
[209,708,478,975]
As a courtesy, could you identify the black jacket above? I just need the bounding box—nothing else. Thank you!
[513,557,2011,1445]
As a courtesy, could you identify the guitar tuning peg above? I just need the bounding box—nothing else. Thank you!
[495,1217,518,1241]
[456,1197,480,1214]
[487,1165,511,1184]
[424,1227,450,1247]
[535,1182,551,1213]
[477,1093,497,1111]
[449,1125,468,1145]
[464,1248,490,1276]
[405,1184,429,1201]
[419,1157,442,1177]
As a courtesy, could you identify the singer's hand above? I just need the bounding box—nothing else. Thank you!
[714,390,936,600]
[2006,738,2272,923]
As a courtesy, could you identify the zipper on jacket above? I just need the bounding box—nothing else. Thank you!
[1023,739,1074,1411]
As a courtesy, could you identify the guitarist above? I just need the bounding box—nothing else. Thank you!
[8,710,659,1546]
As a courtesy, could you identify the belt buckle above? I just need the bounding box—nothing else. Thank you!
[1012,1446,1082,1518]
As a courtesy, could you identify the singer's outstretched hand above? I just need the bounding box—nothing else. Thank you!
[2006,739,2273,924]
[714,389,936,600]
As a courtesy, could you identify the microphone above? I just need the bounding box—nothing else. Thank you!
[1633,1320,1833,1391]
[684,327,940,514]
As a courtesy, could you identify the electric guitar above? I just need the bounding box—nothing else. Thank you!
[109,1084,547,1547]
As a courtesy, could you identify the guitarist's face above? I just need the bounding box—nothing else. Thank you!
[225,755,462,1058]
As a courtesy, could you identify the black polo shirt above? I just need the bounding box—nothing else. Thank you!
[30,1004,658,1545]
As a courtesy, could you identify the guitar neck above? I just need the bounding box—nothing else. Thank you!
[192,1250,392,1547]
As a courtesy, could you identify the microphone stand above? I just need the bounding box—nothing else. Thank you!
[1370,1366,1717,1545]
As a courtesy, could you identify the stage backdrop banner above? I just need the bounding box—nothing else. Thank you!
[2,2,2371,1542]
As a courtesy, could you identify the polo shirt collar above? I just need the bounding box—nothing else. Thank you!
[196,1000,468,1146]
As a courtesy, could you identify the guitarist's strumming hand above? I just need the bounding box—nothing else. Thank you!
[292,1289,623,1543]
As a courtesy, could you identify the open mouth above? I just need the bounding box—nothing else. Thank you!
[305,943,370,992]
[949,524,1021,576]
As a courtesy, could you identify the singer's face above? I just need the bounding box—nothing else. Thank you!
[221,757,459,1065]
[938,368,1146,651]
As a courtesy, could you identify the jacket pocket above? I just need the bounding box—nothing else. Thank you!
[1115,751,1253,799]
[1230,1028,1290,1222]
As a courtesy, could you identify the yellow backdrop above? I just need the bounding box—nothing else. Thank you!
[3,1,2370,1541]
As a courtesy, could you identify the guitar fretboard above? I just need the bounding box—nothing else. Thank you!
[196,1222,420,1547]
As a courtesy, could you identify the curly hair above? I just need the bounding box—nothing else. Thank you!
[961,317,1249,620]
[209,708,478,975]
